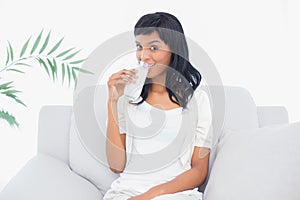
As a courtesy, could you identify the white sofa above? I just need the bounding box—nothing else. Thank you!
[1,85,298,200]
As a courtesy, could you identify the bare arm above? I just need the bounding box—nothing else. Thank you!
[106,99,126,173]
[129,147,210,199]
[106,69,136,173]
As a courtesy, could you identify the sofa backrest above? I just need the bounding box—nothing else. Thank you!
[199,85,259,192]
[68,84,261,192]
[38,105,72,163]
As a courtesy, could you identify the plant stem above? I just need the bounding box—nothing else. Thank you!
[0,54,59,73]
[0,56,32,73]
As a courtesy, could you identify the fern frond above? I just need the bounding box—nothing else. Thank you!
[0,109,19,127]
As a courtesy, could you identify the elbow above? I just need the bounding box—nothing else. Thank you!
[109,167,124,174]
[192,167,208,187]
[107,156,126,173]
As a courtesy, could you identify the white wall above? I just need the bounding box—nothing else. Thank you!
[0,0,299,191]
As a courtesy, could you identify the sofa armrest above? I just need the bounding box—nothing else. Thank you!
[257,106,289,127]
[37,105,72,164]
[0,154,102,200]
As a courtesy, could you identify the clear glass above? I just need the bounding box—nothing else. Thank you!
[124,61,148,101]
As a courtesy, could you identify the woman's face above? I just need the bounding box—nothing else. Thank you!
[135,31,172,79]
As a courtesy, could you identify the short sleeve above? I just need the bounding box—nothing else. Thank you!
[117,96,127,134]
[193,89,213,149]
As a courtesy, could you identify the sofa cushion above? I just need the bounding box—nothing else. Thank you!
[69,115,119,194]
[257,106,289,127]
[199,86,260,192]
[70,85,119,194]
[37,105,72,163]
[204,122,300,200]
[0,154,102,200]
[222,86,259,130]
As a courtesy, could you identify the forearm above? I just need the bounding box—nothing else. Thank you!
[106,99,126,172]
[151,167,207,197]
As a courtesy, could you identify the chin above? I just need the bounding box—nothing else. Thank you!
[146,71,154,79]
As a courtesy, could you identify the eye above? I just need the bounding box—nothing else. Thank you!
[136,44,142,50]
[150,45,159,51]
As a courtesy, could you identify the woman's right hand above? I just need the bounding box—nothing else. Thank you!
[107,69,137,102]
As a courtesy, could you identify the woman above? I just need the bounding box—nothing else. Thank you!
[104,12,212,200]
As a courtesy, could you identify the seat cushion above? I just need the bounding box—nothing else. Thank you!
[204,122,300,200]
[0,154,103,200]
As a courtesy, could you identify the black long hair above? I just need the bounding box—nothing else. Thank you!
[134,12,201,108]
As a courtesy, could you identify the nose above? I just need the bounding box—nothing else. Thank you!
[139,48,151,61]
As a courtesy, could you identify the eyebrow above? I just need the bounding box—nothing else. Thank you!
[135,40,162,45]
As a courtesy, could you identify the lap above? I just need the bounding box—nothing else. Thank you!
[103,189,132,200]
[152,191,202,200]
[104,188,202,200]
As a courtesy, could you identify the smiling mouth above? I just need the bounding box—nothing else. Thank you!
[144,63,155,69]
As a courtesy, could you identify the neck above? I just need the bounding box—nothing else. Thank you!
[150,83,167,93]
[150,72,167,93]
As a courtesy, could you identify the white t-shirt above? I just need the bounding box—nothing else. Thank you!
[108,88,212,196]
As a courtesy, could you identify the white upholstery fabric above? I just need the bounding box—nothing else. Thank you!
[37,106,72,164]
[257,106,289,127]
[199,86,260,192]
[222,86,259,130]
[0,86,293,200]
[69,85,119,194]
[204,122,300,200]
[0,154,103,200]
[69,116,119,194]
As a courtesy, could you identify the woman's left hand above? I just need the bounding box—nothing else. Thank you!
[128,187,161,200]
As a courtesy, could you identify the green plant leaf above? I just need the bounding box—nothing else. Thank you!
[62,63,65,84]
[6,69,25,74]
[62,50,81,61]
[56,47,75,58]
[30,29,43,55]
[47,37,64,56]
[67,65,71,87]
[2,89,21,95]
[1,90,26,107]
[5,47,10,65]
[46,58,56,81]
[71,67,77,88]
[0,110,19,127]
[53,58,58,80]
[36,58,50,77]
[69,59,87,65]
[14,62,32,67]
[0,81,13,90]
[72,67,94,74]
[20,36,31,58]
[39,30,51,54]
[14,97,27,106]
[0,82,26,106]
[8,42,14,62]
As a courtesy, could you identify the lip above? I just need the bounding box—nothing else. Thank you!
[144,63,155,69]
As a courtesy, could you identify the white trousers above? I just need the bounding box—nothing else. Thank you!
[103,190,202,200]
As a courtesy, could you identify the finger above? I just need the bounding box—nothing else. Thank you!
[120,76,136,85]
[108,76,132,88]
[116,79,129,85]
[109,69,137,81]
[121,74,137,83]
[121,69,138,77]
[109,73,137,83]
